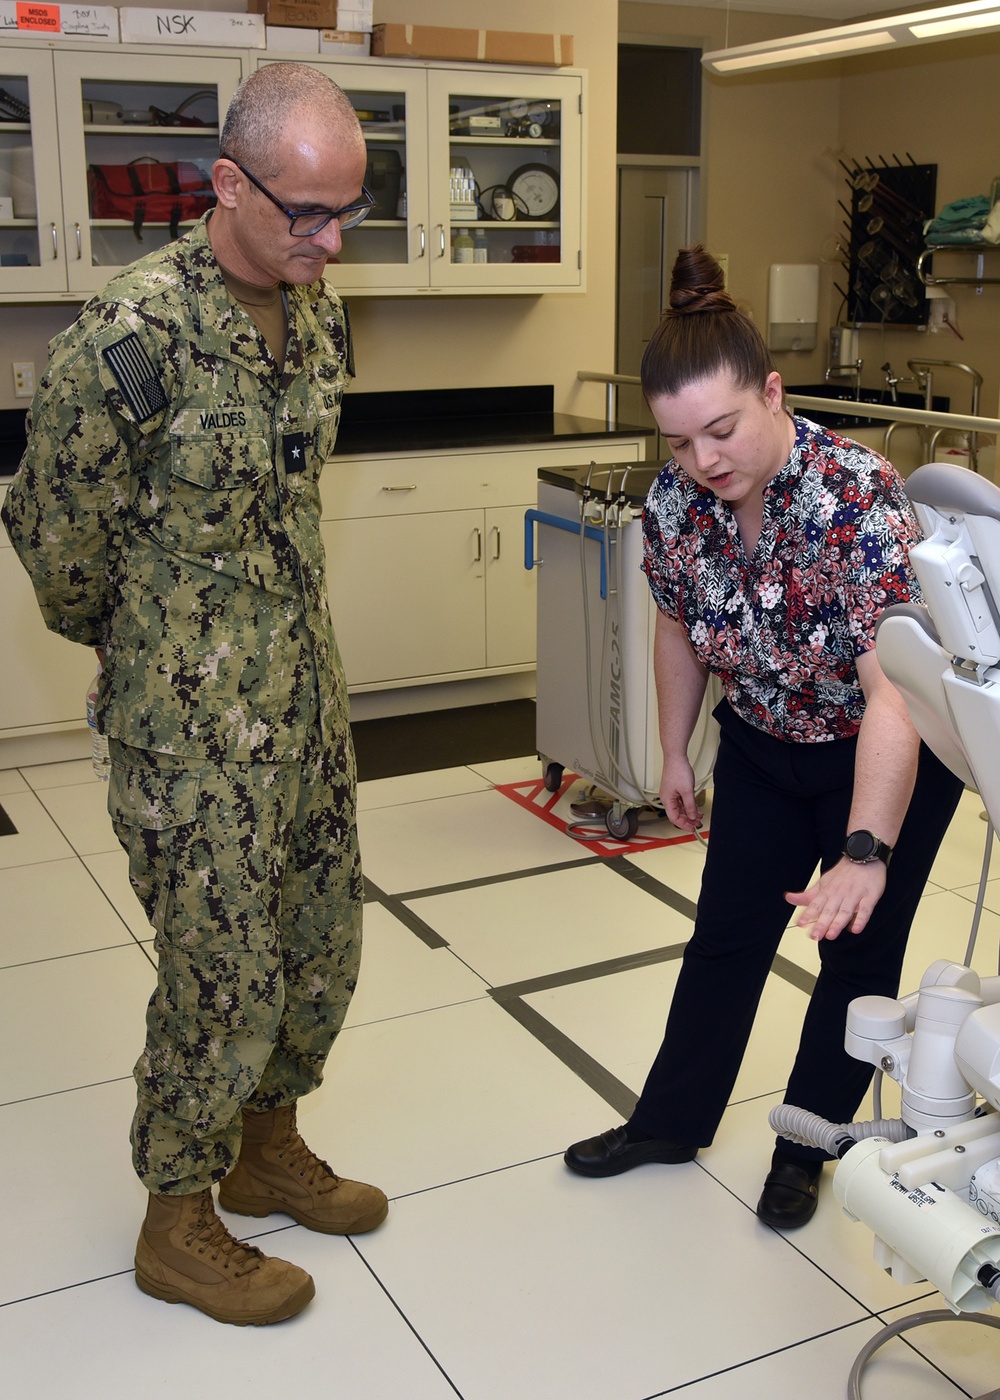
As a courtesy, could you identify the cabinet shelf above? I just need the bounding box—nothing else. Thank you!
[917,243,1000,287]
[83,123,219,136]
[450,136,559,148]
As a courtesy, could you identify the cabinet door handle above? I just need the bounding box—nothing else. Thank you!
[491,525,501,560]
[436,223,446,258]
[472,526,482,562]
[50,222,58,259]
[74,222,82,260]
[415,223,426,258]
[381,483,417,492]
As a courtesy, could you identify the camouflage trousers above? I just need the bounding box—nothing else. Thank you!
[107,723,362,1195]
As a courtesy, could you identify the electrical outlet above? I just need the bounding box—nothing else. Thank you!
[12,361,34,398]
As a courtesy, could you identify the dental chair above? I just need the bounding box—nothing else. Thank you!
[771,463,1000,1398]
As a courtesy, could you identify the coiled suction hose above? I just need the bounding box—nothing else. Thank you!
[768,1104,915,1159]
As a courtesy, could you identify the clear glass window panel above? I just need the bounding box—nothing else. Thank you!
[79,80,219,129]
[81,82,221,264]
[347,88,406,223]
[448,94,561,258]
[0,76,36,259]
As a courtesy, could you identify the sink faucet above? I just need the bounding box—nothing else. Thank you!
[825,358,863,396]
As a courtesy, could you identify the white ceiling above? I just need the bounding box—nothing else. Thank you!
[624,1,954,20]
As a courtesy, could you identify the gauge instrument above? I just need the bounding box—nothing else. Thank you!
[506,163,560,221]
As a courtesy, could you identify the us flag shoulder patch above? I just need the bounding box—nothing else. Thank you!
[103,332,168,423]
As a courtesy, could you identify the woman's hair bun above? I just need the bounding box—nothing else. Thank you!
[668,244,737,316]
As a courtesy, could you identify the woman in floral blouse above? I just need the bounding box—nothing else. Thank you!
[565,245,964,1228]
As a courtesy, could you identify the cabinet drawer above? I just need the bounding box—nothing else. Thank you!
[320,440,644,521]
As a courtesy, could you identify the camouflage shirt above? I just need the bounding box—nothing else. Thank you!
[1,215,354,761]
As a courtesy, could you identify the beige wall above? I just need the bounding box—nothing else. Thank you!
[620,5,1000,424]
[0,0,619,419]
[5,6,1000,427]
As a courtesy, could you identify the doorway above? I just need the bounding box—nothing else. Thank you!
[616,164,697,446]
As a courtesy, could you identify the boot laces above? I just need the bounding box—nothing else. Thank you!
[275,1125,341,1195]
[185,1193,264,1276]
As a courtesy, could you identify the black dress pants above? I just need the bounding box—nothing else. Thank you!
[629,702,965,1163]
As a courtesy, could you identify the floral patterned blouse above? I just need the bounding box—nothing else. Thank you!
[641,415,922,742]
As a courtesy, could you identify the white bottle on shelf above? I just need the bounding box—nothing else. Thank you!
[452,228,474,263]
[473,229,488,264]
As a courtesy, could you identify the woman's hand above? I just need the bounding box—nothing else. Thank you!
[785,857,887,941]
[660,753,702,832]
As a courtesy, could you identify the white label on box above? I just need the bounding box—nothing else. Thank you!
[266,24,320,52]
[0,2,118,39]
[119,8,265,48]
[318,28,369,55]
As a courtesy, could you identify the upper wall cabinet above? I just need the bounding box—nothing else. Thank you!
[258,57,584,296]
[0,44,242,299]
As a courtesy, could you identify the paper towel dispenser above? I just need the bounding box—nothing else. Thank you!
[768,263,819,351]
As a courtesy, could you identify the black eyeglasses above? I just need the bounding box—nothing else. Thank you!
[221,154,376,235]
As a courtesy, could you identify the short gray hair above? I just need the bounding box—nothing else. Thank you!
[220,62,362,176]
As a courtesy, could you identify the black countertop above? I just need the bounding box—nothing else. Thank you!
[332,385,652,455]
[0,387,652,481]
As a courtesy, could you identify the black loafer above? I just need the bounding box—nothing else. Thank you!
[564,1125,697,1177]
[756,1160,822,1229]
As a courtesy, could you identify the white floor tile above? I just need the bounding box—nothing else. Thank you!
[345,901,488,1027]
[306,997,610,1200]
[409,861,694,987]
[673,1317,967,1398]
[876,1296,1000,1397]
[0,858,137,968]
[523,955,808,1108]
[0,788,76,869]
[0,768,30,796]
[622,836,710,904]
[0,1078,145,1305]
[353,1156,867,1400]
[0,944,155,1103]
[0,1234,461,1400]
[34,779,118,856]
[23,757,99,790]
[81,849,153,940]
[900,888,1000,989]
[928,789,997,892]
[357,764,490,812]
[357,787,583,893]
[467,753,540,784]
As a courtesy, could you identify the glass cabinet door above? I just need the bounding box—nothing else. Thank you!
[0,50,67,295]
[53,50,243,295]
[304,61,429,293]
[427,69,582,291]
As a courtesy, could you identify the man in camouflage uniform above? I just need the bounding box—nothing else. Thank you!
[1,63,385,1326]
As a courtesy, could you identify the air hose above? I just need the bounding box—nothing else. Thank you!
[768,1104,915,1159]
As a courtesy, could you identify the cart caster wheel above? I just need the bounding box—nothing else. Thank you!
[543,762,564,793]
[606,806,639,840]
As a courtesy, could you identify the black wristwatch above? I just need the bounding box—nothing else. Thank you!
[843,829,893,867]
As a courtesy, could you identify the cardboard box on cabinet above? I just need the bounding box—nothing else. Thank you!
[249,0,372,32]
[371,23,574,67]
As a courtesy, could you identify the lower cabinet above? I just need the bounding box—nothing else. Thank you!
[320,439,646,691]
[0,514,96,737]
[0,436,647,740]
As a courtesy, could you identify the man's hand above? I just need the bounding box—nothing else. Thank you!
[785,857,887,941]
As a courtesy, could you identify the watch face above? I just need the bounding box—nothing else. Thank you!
[845,830,878,862]
[507,163,560,220]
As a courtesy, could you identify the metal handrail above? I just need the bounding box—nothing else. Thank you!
[577,369,1000,439]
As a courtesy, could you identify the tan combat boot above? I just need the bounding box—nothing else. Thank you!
[134,1187,315,1326]
[219,1103,388,1235]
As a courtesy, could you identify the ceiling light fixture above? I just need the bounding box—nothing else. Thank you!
[702,0,1000,75]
